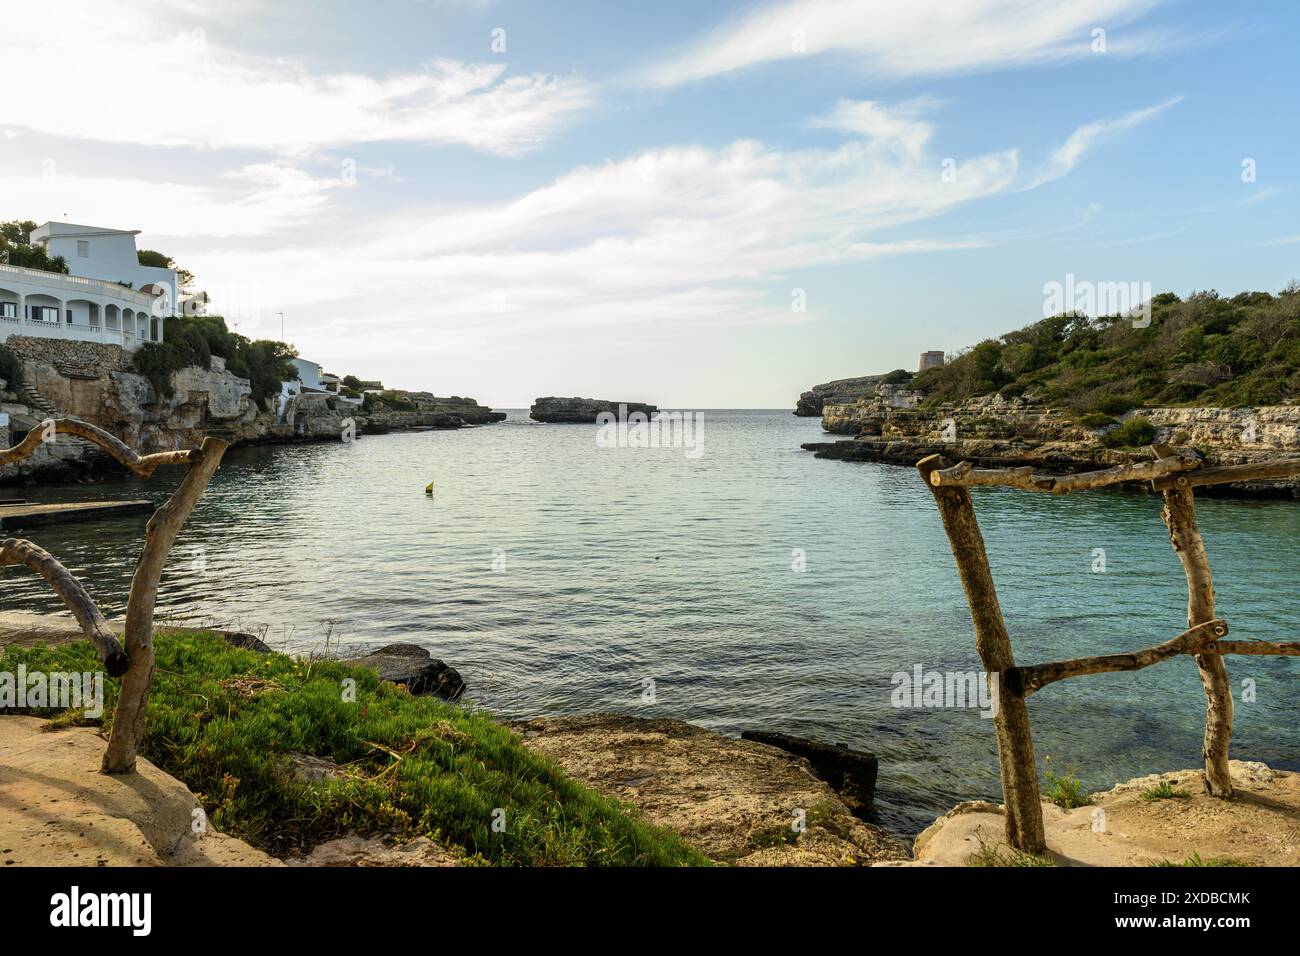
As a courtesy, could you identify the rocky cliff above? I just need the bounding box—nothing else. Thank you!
[0,337,503,482]
[795,374,895,416]
[530,396,658,423]
[804,389,1300,497]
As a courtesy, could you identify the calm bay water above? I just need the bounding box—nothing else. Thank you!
[4,409,1299,836]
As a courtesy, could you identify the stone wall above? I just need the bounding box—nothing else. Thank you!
[3,336,133,374]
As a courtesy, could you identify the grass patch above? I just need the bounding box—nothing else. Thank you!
[2,632,706,867]
[1140,781,1192,802]
[1043,765,1092,809]
[969,842,1056,867]
[1156,851,1247,867]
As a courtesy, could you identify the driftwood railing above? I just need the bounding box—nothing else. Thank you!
[919,445,1300,853]
[1,418,228,773]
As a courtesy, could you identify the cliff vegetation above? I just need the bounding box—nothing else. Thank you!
[133,315,297,405]
[914,286,1300,416]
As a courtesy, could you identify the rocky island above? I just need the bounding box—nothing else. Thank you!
[530,396,659,423]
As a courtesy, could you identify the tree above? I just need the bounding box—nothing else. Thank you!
[0,420,228,773]
[0,220,69,273]
[138,248,195,294]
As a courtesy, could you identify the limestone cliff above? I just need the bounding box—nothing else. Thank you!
[794,374,894,417]
[0,336,503,482]
[530,396,658,423]
[804,389,1300,497]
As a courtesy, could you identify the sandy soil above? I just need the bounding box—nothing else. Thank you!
[0,716,280,867]
[906,761,1300,867]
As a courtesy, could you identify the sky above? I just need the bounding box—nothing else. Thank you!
[1,0,1297,408]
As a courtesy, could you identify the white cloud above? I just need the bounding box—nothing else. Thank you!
[1025,95,1182,187]
[0,163,342,239]
[0,1,593,156]
[641,0,1167,87]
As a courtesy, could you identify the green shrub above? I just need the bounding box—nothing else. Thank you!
[0,343,23,389]
[1140,781,1191,801]
[1043,766,1092,809]
[1078,412,1116,429]
[132,315,295,405]
[1100,416,1158,449]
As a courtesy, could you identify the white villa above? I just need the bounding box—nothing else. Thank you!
[277,358,360,423]
[0,222,180,352]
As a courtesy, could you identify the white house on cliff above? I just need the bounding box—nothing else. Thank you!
[0,222,180,352]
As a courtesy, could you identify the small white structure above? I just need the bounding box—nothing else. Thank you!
[29,223,180,317]
[0,262,165,351]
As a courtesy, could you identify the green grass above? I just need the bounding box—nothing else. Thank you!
[1140,781,1192,802]
[1156,851,1247,867]
[2,632,707,867]
[969,842,1056,867]
[1043,766,1093,809]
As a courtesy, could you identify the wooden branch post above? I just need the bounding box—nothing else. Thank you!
[103,436,229,774]
[1,417,228,774]
[917,455,1046,852]
[1161,485,1234,797]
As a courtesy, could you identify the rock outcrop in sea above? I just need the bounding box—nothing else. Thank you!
[530,396,658,423]
[794,374,898,416]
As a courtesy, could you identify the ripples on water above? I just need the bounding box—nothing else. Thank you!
[4,410,1298,836]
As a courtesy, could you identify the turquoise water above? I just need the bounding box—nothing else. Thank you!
[5,409,1298,836]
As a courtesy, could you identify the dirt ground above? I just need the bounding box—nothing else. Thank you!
[905,761,1300,867]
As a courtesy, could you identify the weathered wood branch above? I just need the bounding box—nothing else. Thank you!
[103,436,229,774]
[0,418,194,478]
[1153,457,1300,491]
[1161,481,1234,798]
[0,537,129,676]
[1200,640,1300,657]
[929,449,1201,494]
[1005,620,1229,697]
[917,454,1046,853]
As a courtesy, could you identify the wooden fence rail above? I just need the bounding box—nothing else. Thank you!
[918,446,1300,853]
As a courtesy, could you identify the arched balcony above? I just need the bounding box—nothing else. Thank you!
[0,263,161,351]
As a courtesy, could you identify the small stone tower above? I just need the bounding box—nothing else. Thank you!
[918,351,945,373]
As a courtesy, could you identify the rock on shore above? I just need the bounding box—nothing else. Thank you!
[529,397,659,423]
[513,714,908,866]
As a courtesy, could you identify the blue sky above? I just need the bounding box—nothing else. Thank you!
[2,0,1297,407]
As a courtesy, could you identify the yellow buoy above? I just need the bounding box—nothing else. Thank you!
[425,481,435,496]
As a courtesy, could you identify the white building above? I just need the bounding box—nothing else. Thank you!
[0,262,166,352]
[29,223,180,317]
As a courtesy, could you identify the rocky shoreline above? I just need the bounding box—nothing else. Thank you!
[796,371,1300,498]
[0,335,505,483]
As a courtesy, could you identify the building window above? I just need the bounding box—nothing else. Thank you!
[0,302,15,319]
[28,305,59,323]
[77,240,90,257]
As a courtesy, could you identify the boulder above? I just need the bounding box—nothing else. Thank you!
[514,714,908,866]
[341,643,465,701]
[741,731,878,812]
